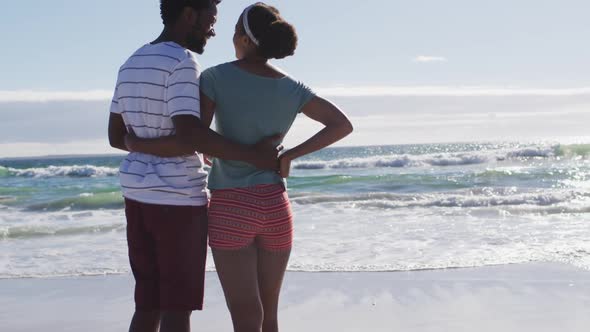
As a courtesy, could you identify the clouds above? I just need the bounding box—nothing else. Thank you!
[0,100,110,144]
[1,87,590,157]
[0,140,116,159]
[3,86,590,103]
[316,86,590,97]
[0,90,112,103]
[413,56,448,63]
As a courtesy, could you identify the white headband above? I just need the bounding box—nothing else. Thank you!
[242,5,260,46]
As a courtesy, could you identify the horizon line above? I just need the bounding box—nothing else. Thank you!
[2,86,590,103]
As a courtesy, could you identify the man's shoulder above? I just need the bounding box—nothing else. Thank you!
[119,42,196,71]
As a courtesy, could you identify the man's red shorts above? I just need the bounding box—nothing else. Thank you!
[124,198,208,311]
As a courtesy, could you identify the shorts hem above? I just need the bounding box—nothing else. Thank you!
[209,241,292,252]
[135,304,203,312]
[209,241,255,251]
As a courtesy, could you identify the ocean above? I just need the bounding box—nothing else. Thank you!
[1,142,589,278]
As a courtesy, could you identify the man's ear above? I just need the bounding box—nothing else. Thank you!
[181,6,196,25]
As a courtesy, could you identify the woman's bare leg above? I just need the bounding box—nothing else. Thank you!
[257,248,291,332]
[213,244,263,332]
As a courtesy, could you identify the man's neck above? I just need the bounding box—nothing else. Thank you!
[152,28,185,47]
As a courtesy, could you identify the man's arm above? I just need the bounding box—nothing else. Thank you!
[123,92,217,158]
[108,113,129,152]
[199,89,215,128]
[176,115,281,164]
[125,114,281,169]
[123,57,280,169]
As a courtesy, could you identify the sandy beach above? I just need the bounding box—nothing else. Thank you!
[2,263,589,332]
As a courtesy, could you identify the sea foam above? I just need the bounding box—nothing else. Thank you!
[5,165,119,178]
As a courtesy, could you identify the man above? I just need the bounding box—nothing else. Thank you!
[107,1,280,331]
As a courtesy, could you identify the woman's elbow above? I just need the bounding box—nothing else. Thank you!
[340,119,354,137]
[344,120,354,135]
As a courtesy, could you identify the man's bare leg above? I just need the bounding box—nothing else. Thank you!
[129,310,160,332]
[160,311,191,332]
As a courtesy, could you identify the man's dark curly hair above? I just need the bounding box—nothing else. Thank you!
[160,0,221,26]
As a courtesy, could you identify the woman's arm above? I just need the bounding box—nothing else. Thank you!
[279,96,353,177]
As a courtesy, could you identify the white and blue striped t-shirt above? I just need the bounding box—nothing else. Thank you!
[110,41,208,206]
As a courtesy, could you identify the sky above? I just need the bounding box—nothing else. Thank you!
[1,0,590,157]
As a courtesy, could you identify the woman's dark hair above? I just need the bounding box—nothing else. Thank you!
[160,0,220,26]
[244,3,298,59]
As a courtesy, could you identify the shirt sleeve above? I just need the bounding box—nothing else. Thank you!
[166,57,201,119]
[296,81,316,113]
[199,68,216,102]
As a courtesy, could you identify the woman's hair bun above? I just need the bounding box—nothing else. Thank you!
[248,3,298,60]
[258,20,298,59]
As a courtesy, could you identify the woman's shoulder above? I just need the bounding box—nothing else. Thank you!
[202,62,233,77]
[201,63,236,89]
[280,73,313,92]
[269,65,307,86]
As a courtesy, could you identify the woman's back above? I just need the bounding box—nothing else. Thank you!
[201,62,315,189]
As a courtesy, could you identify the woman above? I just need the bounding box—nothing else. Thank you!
[127,3,352,331]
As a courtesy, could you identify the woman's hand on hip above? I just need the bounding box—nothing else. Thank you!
[278,153,292,178]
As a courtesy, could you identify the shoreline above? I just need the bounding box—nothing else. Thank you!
[0,261,585,281]
[3,139,589,161]
[2,262,589,331]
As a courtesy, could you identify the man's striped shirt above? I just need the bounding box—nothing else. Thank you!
[110,41,208,206]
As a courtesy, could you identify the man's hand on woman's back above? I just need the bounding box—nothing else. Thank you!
[247,134,283,171]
